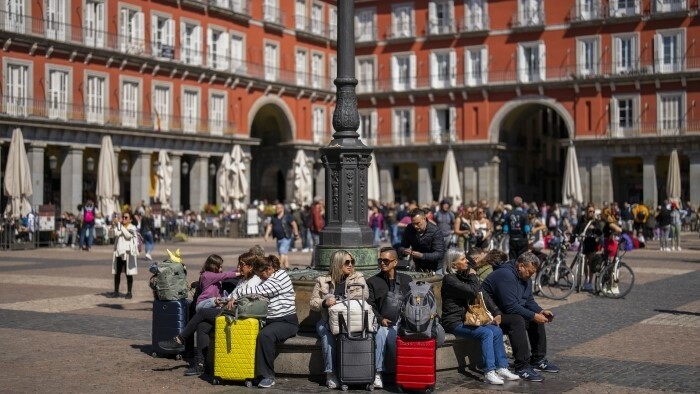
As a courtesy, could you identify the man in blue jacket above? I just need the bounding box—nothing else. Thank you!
[503,196,530,260]
[482,252,558,382]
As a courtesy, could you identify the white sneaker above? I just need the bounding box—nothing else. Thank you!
[671,246,677,251]
[484,370,505,385]
[301,248,310,253]
[373,373,384,389]
[677,247,682,251]
[326,372,339,389]
[497,368,520,381]
[145,253,152,261]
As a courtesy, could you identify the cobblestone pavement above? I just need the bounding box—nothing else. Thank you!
[1,234,699,393]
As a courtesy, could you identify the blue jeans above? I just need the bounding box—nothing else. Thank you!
[316,320,336,373]
[79,222,94,249]
[389,224,399,247]
[452,323,509,373]
[373,227,382,246]
[375,325,398,372]
[142,231,154,254]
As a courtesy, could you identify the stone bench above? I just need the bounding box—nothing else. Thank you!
[275,332,482,376]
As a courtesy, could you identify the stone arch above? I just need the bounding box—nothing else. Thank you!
[488,96,574,143]
[247,95,296,141]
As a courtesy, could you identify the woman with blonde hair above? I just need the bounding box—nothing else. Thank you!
[310,250,368,389]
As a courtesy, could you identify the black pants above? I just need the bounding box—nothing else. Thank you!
[499,314,547,371]
[114,256,133,293]
[179,307,220,365]
[509,237,529,260]
[256,314,299,379]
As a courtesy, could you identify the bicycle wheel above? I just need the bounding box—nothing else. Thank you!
[597,262,635,299]
[536,263,575,300]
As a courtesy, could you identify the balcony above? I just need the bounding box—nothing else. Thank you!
[262,4,285,30]
[569,2,605,23]
[426,18,456,38]
[651,0,689,16]
[208,0,252,22]
[458,14,490,35]
[606,0,642,19]
[0,11,334,93]
[295,15,331,43]
[357,78,376,94]
[0,95,237,135]
[376,132,457,146]
[512,8,546,30]
[384,24,416,42]
[181,0,207,10]
[607,121,699,138]
[356,25,377,46]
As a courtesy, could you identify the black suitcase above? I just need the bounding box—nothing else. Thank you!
[336,284,376,391]
[152,299,191,359]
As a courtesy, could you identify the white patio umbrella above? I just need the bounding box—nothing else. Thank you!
[293,149,312,206]
[154,150,172,209]
[438,148,462,207]
[217,152,233,212]
[666,149,681,204]
[96,135,121,219]
[562,144,583,206]
[3,128,33,218]
[230,144,248,211]
[367,153,381,202]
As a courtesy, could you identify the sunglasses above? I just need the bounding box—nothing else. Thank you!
[122,216,130,219]
[378,258,395,265]
[343,259,355,267]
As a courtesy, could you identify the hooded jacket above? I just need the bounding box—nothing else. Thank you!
[482,261,542,321]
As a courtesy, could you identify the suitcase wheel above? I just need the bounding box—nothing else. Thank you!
[245,381,253,388]
[151,352,158,358]
[341,384,348,391]
[366,384,374,391]
[212,378,220,385]
[175,354,182,361]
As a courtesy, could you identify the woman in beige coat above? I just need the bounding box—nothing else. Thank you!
[110,211,139,299]
[310,250,368,389]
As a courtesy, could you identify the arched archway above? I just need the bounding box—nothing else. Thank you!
[489,97,572,204]
[249,99,294,203]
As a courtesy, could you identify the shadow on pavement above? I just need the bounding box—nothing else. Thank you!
[654,309,700,317]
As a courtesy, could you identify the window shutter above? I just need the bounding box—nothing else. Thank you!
[430,52,437,86]
[207,28,213,67]
[194,25,202,65]
[151,14,158,52]
[428,1,437,34]
[633,97,640,130]
[538,42,546,81]
[449,50,457,86]
[430,108,437,142]
[449,107,457,141]
[180,21,186,59]
[610,98,618,136]
[137,12,144,48]
[220,32,229,70]
[119,8,128,51]
[518,45,525,82]
[481,47,488,84]
[371,111,378,142]
[654,33,661,72]
[409,54,417,89]
[576,39,582,75]
[167,19,174,47]
[96,2,104,47]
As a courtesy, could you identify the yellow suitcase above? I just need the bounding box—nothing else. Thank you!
[212,315,259,386]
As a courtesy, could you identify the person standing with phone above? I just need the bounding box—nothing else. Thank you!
[110,211,138,299]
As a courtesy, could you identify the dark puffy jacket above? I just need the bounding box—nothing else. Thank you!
[482,261,542,321]
[398,222,446,271]
[441,272,501,333]
[366,272,412,321]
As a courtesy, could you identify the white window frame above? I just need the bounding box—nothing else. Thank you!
[428,0,455,35]
[655,29,685,74]
[518,0,544,25]
[655,0,687,13]
[430,105,457,144]
[328,5,337,40]
[118,4,144,54]
[296,0,307,30]
[180,19,202,66]
[610,94,640,137]
[612,33,639,74]
[209,90,227,136]
[311,2,324,36]
[3,58,32,117]
[207,25,230,71]
[657,92,685,135]
[85,71,108,124]
[312,105,326,144]
[465,46,488,86]
[392,3,414,38]
[151,12,174,60]
[356,56,376,93]
[359,110,378,145]
[576,36,600,77]
[152,81,172,131]
[464,0,487,31]
[575,0,602,20]
[4,0,28,33]
[311,51,325,89]
[296,48,308,86]
[83,1,104,49]
[355,7,376,42]
[329,55,337,90]
[392,53,416,91]
[230,31,246,74]
[518,41,546,83]
[392,107,414,145]
[181,87,200,133]
[430,49,457,88]
[45,0,68,41]
[263,0,280,23]
[608,0,640,17]
[264,40,279,81]
[46,65,71,120]
[120,77,142,128]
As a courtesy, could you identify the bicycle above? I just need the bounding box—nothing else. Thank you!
[535,233,576,300]
[567,220,598,293]
[595,237,635,298]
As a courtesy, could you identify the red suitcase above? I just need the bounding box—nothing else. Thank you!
[395,336,436,393]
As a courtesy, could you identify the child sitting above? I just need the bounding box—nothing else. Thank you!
[195,254,239,312]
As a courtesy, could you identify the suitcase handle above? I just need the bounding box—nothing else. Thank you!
[342,284,369,340]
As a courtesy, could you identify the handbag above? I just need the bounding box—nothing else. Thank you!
[464,291,494,327]
[221,294,269,320]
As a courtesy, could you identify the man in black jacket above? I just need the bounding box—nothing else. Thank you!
[398,208,446,273]
[367,247,413,389]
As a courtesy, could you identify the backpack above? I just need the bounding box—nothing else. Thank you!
[84,207,95,224]
[398,281,438,339]
[151,260,188,300]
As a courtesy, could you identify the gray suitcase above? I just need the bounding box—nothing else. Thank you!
[336,284,376,391]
